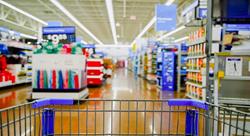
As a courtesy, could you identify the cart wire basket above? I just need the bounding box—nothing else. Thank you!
[0,98,250,136]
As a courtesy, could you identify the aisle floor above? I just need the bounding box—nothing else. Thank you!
[0,68,185,109]
[0,68,191,135]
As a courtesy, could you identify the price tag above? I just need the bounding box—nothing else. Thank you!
[42,26,75,44]
[225,57,243,76]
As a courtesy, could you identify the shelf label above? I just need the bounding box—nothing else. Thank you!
[225,57,243,76]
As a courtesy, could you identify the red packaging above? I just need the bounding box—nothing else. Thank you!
[52,70,57,89]
[74,75,79,89]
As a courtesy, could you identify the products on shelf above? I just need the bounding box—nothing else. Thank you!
[33,42,83,55]
[187,43,206,56]
[32,40,87,91]
[162,52,177,91]
[33,69,82,89]
[188,27,206,43]
[186,27,207,101]
[187,72,202,85]
[87,59,103,85]
[187,58,204,70]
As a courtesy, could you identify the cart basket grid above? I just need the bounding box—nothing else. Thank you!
[0,99,250,136]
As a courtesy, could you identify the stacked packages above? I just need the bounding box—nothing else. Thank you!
[33,42,83,54]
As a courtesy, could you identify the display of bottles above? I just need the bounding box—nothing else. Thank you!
[187,58,204,70]
[186,27,207,101]
[186,83,203,99]
[188,27,206,43]
[187,72,202,85]
[187,43,206,56]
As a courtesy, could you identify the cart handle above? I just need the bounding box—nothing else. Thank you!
[168,99,208,110]
[32,98,208,110]
[32,98,74,108]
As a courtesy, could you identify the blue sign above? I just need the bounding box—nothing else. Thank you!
[42,26,75,35]
[82,44,95,48]
[155,4,177,31]
[0,27,9,32]
[42,26,76,43]
[226,24,250,31]
[198,8,207,19]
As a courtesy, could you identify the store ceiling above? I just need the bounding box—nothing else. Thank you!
[1,0,194,44]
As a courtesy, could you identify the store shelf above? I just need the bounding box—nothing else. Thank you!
[223,76,250,81]
[186,94,202,101]
[32,88,89,99]
[186,81,203,88]
[181,52,188,55]
[187,37,206,46]
[186,69,200,72]
[0,81,12,88]
[0,41,33,50]
[186,55,206,59]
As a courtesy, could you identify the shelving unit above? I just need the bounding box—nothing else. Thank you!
[156,47,163,87]
[0,42,33,88]
[87,59,104,86]
[32,54,88,99]
[186,27,207,101]
[177,43,188,92]
[146,46,157,83]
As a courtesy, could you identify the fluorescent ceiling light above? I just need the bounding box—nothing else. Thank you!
[116,22,120,27]
[0,0,47,25]
[20,33,37,39]
[105,0,118,44]
[165,0,175,5]
[130,0,175,45]
[174,36,188,43]
[50,0,103,45]
[157,25,186,41]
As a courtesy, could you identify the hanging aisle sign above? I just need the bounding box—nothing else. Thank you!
[155,4,177,31]
[42,26,76,44]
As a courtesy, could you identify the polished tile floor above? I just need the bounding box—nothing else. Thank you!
[1,68,191,135]
[0,68,185,109]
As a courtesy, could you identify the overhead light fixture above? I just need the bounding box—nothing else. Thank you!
[0,0,47,25]
[116,22,120,27]
[130,0,175,45]
[105,0,118,44]
[20,33,37,39]
[130,15,136,20]
[157,25,186,41]
[165,0,175,5]
[174,36,189,43]
[50,0,103,45]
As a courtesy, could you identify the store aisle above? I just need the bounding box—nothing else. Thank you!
[0,68,184,109]
[0,68,190,135]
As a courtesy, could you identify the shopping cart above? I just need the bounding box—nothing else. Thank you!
[0,99,250,136]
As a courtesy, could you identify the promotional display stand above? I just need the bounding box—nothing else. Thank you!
[87,59,103,85]
[32,54,88,99]
[32,25,88,99]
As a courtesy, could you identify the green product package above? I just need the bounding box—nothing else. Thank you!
[68,70,72,89]
[43,70,48,88]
